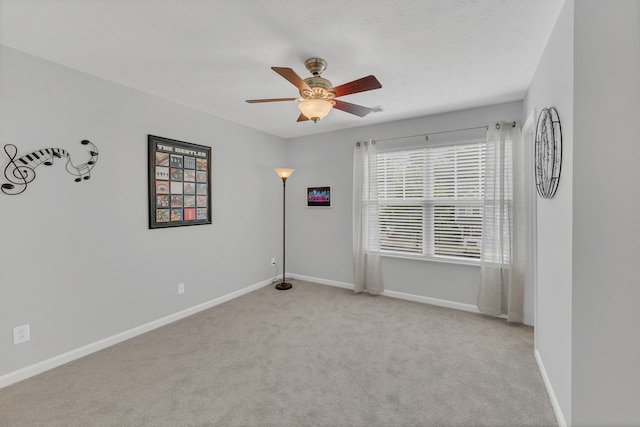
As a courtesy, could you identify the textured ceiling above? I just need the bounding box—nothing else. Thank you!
[0,0,564,139]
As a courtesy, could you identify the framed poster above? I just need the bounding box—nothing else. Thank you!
[148,135,212,229]
[307,186,331,208]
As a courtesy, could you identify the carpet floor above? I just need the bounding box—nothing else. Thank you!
[0,280,557,426]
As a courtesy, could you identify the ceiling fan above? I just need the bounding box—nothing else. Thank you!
[245,58,382,123]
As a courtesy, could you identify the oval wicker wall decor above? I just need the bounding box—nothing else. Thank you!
[535,107,562,199]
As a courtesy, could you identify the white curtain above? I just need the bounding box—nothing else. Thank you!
[353,140,383,295]
[477,122,525,322]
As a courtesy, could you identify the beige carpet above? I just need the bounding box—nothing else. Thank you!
[0,280,557,426]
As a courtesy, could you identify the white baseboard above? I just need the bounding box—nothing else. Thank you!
[288,273,354,290]
[382,289,482,314]
[0,279,273,389]
[535,348,567,427]
[289,273,481,314]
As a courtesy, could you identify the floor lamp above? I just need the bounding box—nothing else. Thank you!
[274,168,294,290]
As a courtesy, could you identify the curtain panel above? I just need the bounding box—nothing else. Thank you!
[353,140,384,295]
[477,122,525,322]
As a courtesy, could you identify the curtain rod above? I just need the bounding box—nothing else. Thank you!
[372,122,516,143]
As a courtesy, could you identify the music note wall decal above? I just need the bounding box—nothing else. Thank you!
[1,140,99,195]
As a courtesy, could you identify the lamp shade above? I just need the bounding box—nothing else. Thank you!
[274,168,295,179]
[297,99,333,123]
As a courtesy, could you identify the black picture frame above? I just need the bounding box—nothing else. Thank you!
[148,135,212,229]
[307,186,331,208]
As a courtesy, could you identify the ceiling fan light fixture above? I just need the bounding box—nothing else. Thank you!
[245,58,381,123]
[298,98,334,123]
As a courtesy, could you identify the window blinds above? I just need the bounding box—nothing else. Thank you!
[376,141,486,260]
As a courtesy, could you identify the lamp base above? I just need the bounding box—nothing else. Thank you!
[275,282,292,291]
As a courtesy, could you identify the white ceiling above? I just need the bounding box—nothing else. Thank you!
[0,0,564,139]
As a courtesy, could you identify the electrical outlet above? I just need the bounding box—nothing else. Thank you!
[13,324,30,345]
[178,283,185,295]
[271,258,276,267]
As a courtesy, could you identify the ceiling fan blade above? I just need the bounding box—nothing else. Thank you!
[332,75,382,98]
[245,98,298,103]
[333,100,373,117]
[297,113,310,122]
[245,97,299,103]
[272,67,312,92]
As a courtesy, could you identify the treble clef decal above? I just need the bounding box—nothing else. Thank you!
[1,140,99,195]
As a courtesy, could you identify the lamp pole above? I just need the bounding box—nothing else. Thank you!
[274,168,294,290]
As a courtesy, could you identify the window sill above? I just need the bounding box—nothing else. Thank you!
[378,251,481,267]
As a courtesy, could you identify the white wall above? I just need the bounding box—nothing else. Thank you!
[526,1,640,425]
[524,0,574,425]
[285,102,523,315]
[0,45,285,377]
[572,1,640,425]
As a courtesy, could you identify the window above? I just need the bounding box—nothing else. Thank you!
[376,140,486,262]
